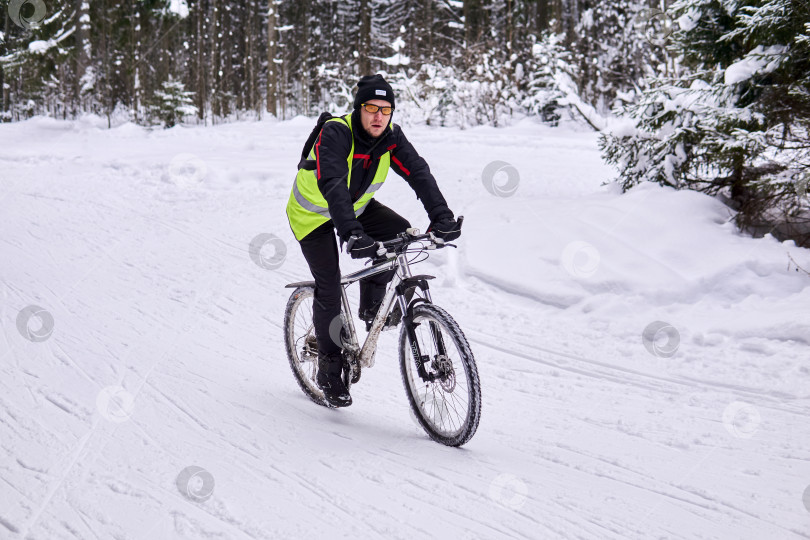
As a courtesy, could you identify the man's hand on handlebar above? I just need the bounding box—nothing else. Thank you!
[345,231,379,259]
[346,217,464,260]
[428,216,462,242]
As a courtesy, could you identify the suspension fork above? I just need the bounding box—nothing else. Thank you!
[396,254,449,382]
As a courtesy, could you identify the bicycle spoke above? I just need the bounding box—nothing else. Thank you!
[446,388,467,423]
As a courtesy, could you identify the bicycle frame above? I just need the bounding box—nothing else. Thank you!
[285,225,461,382]
[338,251,434,369]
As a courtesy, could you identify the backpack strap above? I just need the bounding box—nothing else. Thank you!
[298,113,352,171]
[298,111,333,170]
[298,157,317,171]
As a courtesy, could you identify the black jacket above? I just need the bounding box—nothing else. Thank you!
[314,110,453,240]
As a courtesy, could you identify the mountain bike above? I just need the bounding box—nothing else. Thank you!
[283,219,482,447]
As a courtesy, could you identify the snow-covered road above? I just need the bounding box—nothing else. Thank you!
[1,116,808,539]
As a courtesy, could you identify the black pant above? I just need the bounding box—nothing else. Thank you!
[298,199,411,356]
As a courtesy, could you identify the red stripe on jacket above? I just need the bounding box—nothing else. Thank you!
[315,130,323,179]
[392,155,410,176]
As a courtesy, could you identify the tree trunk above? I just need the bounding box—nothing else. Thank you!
[196,0,206,122]
[506,0,514,47]
[463,0,483,46]
[74,0,90,117]
[132,6,141,122]
[552,0,563,35]
[424,0,433,61]
[1,12,8,116]
[248,0,256,114]
[266,0,277,116]
[212,0,221,118]
[359,0,371,74]
[536,0,550,35]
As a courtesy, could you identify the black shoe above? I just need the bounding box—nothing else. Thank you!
[358,300,383,332]
[316,351,352,407]
[359,288,416,331]
[358,300,382,324]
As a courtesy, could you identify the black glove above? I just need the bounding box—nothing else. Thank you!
[345,231,379,259]
[430,217,461,241]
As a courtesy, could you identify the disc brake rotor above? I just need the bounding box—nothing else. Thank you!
[432,355,456,392]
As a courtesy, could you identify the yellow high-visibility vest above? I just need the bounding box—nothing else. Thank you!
[286,114,391,241]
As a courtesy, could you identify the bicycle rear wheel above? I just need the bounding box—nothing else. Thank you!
[399,303,482,447]
[284,286,330,407]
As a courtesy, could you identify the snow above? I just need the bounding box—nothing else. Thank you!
[677,8,701,32]
[27,40,53,53]
[1,115,809,539]
[79,66,96,94]
[167,0,189,19]
[380,36,410,66]
[724,45,788,85]
[554,71,609,130]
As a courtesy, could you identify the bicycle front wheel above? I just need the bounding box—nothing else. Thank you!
[399,303,482,447]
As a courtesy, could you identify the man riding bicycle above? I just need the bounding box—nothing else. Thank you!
[285,74,461,407]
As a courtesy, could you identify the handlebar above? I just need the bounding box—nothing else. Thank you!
[375,215,464,258]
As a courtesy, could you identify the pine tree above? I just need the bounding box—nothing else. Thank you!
[601,0,810,246]
[150,76,197,127]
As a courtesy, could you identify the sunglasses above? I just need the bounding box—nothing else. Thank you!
[361,103,394,116]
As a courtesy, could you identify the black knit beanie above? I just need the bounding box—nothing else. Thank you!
[353,74,395,110]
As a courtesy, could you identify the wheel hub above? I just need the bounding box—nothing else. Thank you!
[432,355,456,392]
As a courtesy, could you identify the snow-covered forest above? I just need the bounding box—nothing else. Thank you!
[1,0,676,125]
[2,0,809,244]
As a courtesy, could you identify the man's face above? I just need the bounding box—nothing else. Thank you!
[359,99,392,139]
